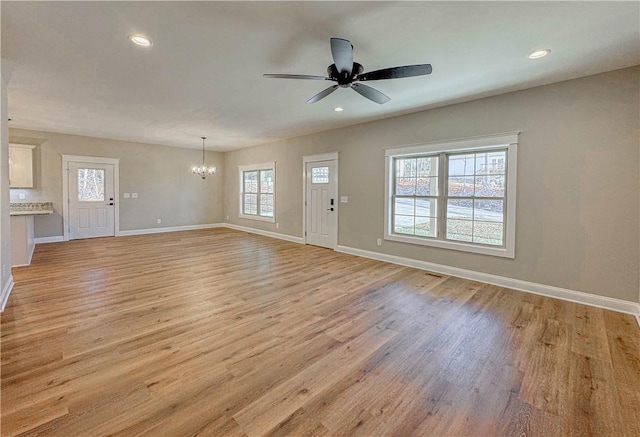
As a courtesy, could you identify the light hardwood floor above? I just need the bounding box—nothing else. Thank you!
[1,228,639,437]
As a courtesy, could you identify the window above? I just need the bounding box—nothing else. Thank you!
[239,162,275,222]
[77,168,105,201]
[385,133,518,258]
[311,166,329,184]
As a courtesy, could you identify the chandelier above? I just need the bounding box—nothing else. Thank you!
[192,136,216,179]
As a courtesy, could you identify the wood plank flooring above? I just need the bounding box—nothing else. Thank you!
[1,228,639,436]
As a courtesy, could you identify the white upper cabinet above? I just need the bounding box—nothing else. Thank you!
[9,144,36,188]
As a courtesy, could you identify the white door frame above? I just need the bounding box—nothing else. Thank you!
[62,155,120,241]
[302,152,339,247]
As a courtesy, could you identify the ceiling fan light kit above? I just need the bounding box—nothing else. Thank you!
[264,37,432,105]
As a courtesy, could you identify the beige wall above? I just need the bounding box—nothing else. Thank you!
[1,73,11,294]
[224,67,640,303]
[8,130,225,237]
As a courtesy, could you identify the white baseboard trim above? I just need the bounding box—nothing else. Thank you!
[117,223,224,237]
[335,245,640,319]
[12,262,31,267]
[34,236,64,244]
[224,223,304,245]
[27,242,35,265]
[1,275,15,312]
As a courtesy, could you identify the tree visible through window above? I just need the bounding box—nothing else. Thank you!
[78,168,105,202]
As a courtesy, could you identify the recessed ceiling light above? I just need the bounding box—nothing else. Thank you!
[529,49,550,59]
[334,107,344,112]
[129,34,152,47]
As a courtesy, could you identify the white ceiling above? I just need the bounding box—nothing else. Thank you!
[2,1,639,151]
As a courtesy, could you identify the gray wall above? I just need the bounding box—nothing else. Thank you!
[3,67,638,304]
[8,130,225,236]
[224,67,640,303]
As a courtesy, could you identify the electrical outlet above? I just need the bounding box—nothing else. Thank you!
[377,238,382,246]
[226,215,229,220]
[18,193,26,200]
[2,264,6,277]
[131,193,138,198]
[157,218,162,224]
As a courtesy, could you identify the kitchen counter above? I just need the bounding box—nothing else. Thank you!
[10,203,54,267]
[10,202,54,216]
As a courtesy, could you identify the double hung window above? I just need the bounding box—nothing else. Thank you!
[239,162,275,222]
[385,133,518,258]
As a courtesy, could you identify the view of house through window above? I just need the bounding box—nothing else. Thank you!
[239,163,275,222]
[446,150,506,245]
[385,134,517,258]
[393,156,439,237]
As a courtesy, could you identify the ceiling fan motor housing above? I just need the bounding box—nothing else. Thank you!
[328,62,364,86]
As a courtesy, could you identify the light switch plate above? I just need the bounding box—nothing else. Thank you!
[340,196,348,203]
[123,193,130,198]
[132,193,138,198]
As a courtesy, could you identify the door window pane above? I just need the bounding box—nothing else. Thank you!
[78,169,105,201]
[311,167,329,184]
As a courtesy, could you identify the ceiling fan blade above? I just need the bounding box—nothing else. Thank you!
[330,37,353,75]
[351,83,390,104]
[306,85,339,104]
[263,74,330,80]
[357,64,432,81]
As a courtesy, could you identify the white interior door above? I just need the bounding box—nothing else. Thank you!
[68,162,115,239]
[305,160,337,248]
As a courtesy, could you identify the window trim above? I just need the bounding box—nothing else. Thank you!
[238,162,276,223]
[384,133,518,258]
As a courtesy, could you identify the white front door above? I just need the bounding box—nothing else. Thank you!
[305,160,337,249]
[68,162,115,239]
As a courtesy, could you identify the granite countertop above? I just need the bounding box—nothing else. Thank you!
[10,202,54,216]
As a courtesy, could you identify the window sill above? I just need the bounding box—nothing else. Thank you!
[384,233,514,259]
[239,213,275,223]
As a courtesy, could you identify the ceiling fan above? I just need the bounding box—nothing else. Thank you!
[264,37,432,105]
